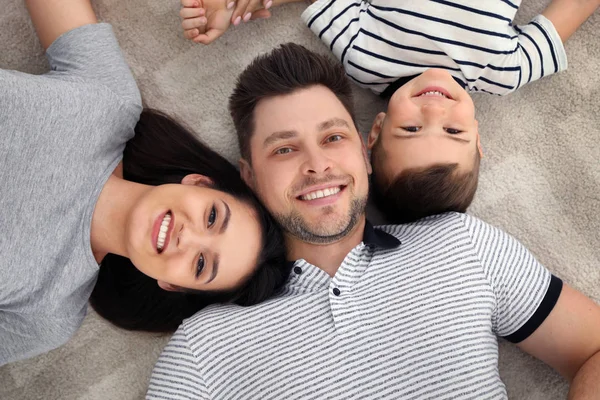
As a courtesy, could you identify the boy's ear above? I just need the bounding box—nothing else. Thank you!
[239,158,254,189]
[474,120,483,158]
[368,112,386,150]
[158,281,182,292]
[181,174,214,187]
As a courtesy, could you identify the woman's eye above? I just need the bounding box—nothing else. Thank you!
[275,147,293,155]
[402,126,421,132]
[208,205,217,227]
[445,128,463,134]
[326,134,343,143]
[196,254,205,278]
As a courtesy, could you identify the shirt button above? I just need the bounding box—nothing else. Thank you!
[332,288,341,296]
[293,266,302,275]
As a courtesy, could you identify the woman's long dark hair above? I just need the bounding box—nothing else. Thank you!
[90,109,289,333]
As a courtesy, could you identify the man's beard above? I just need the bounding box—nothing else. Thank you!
[274,195,368,244]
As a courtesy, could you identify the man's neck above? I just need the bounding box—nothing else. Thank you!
[286,217,366,277]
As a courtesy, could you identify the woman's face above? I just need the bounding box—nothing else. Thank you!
[125,175,263,292]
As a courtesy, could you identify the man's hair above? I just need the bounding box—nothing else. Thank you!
[229,43,355,161]
[371,149,481,223]
[90,109,289,334]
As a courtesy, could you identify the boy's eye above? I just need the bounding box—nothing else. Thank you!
[208,205,217,227]
[326,134,343,143]
[275,147,293,155]
[196,254,205,278]
[445,128,463,134]
[402,126,421,132]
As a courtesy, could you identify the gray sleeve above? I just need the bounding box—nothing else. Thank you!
[0,311,80,367]
[146,325,209,399]
[45,23,141,108]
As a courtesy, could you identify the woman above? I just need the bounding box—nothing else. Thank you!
[0,0,287,366]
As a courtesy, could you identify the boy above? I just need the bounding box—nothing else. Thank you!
[180,0,598,222]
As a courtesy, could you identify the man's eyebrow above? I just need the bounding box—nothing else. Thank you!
[263,130,297,149]
[220,200,230,235]
[206,255,219,284]
[317,118,350,132]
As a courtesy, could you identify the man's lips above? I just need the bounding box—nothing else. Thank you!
[295,184,347,206]
[152,211,175,253]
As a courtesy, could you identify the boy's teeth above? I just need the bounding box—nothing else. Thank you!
[420,90,446,98]
[300,187,341,201]
[157,213,171,251]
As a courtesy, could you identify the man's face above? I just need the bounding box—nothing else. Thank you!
[241,85,371,244]
[368,69,481,181]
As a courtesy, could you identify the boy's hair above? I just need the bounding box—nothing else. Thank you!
[229,43,355,162]
[371,145,480,223]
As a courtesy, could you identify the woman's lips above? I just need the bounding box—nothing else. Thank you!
[152,211,175,253]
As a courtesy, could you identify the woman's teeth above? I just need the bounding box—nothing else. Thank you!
[419,90,447,98]
[157,212,171,252]
[300,187,341,201]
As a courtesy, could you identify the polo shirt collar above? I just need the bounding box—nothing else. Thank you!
[363,220,401,249]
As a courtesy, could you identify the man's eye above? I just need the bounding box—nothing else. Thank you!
[208,205,217,227]
[196,254,205,278]
[402,126,421,132]
[445,128,463,134]
[326,134,343,143]
[275,147,293,155]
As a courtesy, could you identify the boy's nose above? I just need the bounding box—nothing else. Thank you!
[421,103,446,120]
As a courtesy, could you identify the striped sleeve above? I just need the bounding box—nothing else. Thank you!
[146,325,209,400]
[461,214,563,343]
[301,0,366,63]
[511,14,568,91]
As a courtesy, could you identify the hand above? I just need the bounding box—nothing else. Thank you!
[229,0,272,26]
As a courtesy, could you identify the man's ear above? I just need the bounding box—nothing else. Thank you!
[367,112,386,150]
[361,140,373,175]
[181,174,214,187]
[474,120,483,158]
[158,281,181,292]
[239,158,255,189]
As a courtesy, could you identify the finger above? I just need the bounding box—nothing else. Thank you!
[184,29,201,40]
[180,7,204,19]
[182,16,207,30]
[192,28,225,45]
[250,9,271,20]
[181,0,200,7]
[231,0,251,24]
[263,0,273,9]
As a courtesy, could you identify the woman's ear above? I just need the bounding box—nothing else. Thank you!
[157,281,181,292]
[181,174,214,187]
[368,112,386,150]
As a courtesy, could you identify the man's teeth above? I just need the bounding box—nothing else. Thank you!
[419,90,447,98]
[300,187,341,201]
[157,212,171,251]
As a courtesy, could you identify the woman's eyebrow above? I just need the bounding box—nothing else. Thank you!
[206,256,219,284]
[220,200,231,234]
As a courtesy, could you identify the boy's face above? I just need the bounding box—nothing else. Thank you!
[368,69,481,183]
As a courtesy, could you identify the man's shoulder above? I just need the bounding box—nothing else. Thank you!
[375,212,476,236]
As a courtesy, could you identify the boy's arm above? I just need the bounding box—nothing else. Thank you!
[25,0,97,50]
[542,0,599,42]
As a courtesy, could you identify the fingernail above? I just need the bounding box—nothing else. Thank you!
[233,16,242,25]
[199,17,207,25]
[243,12,251,22]
[227,1,235,9]
[265,0,273,9]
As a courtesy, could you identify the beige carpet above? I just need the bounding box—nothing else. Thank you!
[1,1,598,399]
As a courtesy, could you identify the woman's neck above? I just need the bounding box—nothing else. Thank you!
[91,172,150,263]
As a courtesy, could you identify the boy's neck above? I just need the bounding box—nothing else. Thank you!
[285,216,366,277]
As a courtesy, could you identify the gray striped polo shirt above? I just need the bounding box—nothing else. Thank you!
[147,212,562,400]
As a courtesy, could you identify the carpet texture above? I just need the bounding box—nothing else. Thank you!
[0,1,598,399]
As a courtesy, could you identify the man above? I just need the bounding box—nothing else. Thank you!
[146,44,600,399]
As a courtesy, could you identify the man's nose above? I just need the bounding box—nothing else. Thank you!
[302,146,332,175]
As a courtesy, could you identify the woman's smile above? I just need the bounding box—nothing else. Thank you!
[153,210,175,253]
